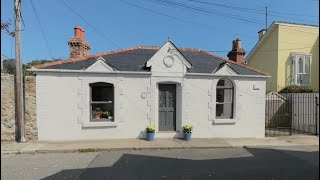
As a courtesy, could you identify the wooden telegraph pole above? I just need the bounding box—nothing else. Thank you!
[14,0,26,142]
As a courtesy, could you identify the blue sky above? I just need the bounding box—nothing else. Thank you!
[1,0,319,63]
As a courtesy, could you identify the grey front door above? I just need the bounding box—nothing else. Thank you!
[159,84,176,131]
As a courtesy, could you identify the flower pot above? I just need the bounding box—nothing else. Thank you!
[146,132,155,141]
[94,114,101,119]
[183,132,192,141]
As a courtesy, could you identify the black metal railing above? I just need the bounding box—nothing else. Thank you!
[265,93,319,137]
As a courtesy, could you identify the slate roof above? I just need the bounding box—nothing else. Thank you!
[33,46,267,75]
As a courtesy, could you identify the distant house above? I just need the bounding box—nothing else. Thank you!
[31,26,267,140]
[246,21,319,93]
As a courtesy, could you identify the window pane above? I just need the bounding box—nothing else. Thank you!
[291,57,295,84]
[298,57,304,73]
[217,89,233,103]
[305,57,311,73]
[297,74,310,85]
[91,103,114,120]
[92,86,113,101]
[217,79,233,87]
[216,104,223,117]
[216,103,233,118]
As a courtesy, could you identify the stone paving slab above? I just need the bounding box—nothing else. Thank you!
[1,136,318,154]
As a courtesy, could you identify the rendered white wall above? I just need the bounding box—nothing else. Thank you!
[36,72,266,140]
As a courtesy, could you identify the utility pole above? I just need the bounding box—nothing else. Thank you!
[265,6,268,29]
[14,0,26,143]
[1,53,3,71]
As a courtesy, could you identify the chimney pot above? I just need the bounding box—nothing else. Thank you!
[74,26,83,40]
[258,29,267,40]
[68,26,90,58]
[227,38,246,64]
[235,38,242,48]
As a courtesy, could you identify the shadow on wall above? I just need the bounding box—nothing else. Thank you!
[42,147,319,180]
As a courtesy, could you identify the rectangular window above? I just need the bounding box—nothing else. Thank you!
[291,53,312,85]
[90,83,114,122]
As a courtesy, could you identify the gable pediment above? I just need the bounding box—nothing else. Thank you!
[213,63,238,75]
[146,41,191,76]
[85,57,116,72]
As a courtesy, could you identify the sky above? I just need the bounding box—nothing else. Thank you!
[1,0,319,63]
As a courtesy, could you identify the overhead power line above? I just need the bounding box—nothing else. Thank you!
[62,1,121,49]
[178,0,319,24]
[182,0,263,13]
[29,0,54,59]
[148,0,263,25]
[183,0,319,19]
[2,54,14,59]
[120,0,257,39]
[207,46,319,53]
[269,10,319,18]
[119,0,217,30]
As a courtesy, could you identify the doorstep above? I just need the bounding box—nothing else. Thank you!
[155,131,182,138]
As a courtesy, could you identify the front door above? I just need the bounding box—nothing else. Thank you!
[159,84,176,131]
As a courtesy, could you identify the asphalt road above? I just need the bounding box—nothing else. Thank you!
[1,146,319,180]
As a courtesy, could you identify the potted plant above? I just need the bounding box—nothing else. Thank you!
[93,108,102,119]
[182,125,193,141]
[102,111,112,119]
[106,111,113,120]
[145,125,156,141]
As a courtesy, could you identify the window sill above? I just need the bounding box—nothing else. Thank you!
[213,119,237,124]
[82,121,118,128]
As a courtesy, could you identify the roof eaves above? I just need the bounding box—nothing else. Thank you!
[274,21,319,28]
[245,21,277,62]
[200,50,268,75]
[32,46,161,69]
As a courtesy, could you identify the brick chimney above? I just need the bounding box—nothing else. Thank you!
[68,26,90,58]
[227,38,246,64]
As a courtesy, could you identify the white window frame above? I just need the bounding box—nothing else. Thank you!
[291,52,312,85]
[215,78,234,119]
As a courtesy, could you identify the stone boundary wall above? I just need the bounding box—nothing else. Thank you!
[1,74,37,141]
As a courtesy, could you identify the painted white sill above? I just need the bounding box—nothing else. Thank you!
[82,121,118,128]
[213,119,237,124]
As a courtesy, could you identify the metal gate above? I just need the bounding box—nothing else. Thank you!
[265,93,319,137]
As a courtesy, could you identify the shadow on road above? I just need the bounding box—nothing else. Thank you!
[42,147,319,180]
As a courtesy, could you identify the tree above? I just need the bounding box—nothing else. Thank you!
[2,59,16,74]
[2,59,61,76]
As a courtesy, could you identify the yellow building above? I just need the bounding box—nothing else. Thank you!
[246,21,319,93]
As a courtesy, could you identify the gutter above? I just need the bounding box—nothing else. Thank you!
[186,72,270,78]
[28,69,152,75]
[28,69,270,78]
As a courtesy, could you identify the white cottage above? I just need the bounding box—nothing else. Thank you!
[32,27,268,140]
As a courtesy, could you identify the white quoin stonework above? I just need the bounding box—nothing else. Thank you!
[35,41,267,140]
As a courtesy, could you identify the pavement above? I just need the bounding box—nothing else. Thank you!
[1,146,319,179]
[1,135,319,154]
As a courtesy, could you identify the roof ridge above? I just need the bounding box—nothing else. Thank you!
[199,50,268,75]
[33,45,267,75]
[33,45,205,69]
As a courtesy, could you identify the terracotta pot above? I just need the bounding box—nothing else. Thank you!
[94,114,101,119]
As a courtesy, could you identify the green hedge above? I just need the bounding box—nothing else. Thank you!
[278,85,317,93]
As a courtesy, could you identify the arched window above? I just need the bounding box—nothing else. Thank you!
[216,79,234,119]
[90,82,114,121]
